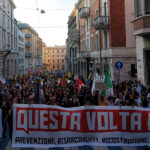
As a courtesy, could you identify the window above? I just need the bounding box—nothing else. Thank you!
[85,0,89,7]
[53,65,55,69]
[81,40,82,51]
[58,65,59,69]
[90,0,92,7]
[62,50,64,53]
[62,65,64,70]
[57,59,59,63]
[96,33,99,50]
[135,0,143,17]
[90,15,93,27]
[104,2,107,16]
[145,0,150,14]
[57,50,59,53]
[2,14,5,27]
[2,30,6,46]
[62,59,64,62]
[62,55,64,57]
[53,55,54,57]
[104,30,108,49]
[53,60,55,63]
[90,35,93,50]
[95,9,98,18]
[3,0,5,8]
[86,18,89,32]
[84,39,86,50]
[87,36,89,51]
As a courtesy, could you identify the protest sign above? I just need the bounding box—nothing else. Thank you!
[0,109,2,138]
[12,104,150,148]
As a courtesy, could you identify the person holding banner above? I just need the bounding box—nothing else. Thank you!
[1,98,9,138]
[8,97,17,141]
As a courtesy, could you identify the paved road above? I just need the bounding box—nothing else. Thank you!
[0,137,149,150]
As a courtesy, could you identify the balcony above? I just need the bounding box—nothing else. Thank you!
[133,15,150,36]
[80,51,91,58]
[25,52,32,57]
[94,16,109,30]
[79,7,90,18]
[25,33,32,38]
[25,42,31,47]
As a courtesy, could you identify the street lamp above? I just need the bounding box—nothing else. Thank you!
[40,9,45,14]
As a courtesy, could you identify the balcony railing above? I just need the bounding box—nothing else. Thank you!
[25,52,32,57]
[80,51,91,58]
[79,7,90,18]
[25,33,32,38]
[25,42,31,47]
[94,16,109,30]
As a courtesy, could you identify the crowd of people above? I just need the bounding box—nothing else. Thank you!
[0,72,150,140]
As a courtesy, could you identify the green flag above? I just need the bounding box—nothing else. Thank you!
[101,67,113,96]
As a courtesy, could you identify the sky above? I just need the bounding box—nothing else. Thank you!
[13,0,77,46]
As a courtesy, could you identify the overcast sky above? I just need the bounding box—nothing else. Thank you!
[13,0,77,46]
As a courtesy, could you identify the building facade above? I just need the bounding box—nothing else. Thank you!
[18,22,42,74]
[0,0,24,78]
[67,0,137,81]
[133,0,150,86]
[18,29,25,75]
[43,45,66,72]
[67,8,80,78]
[37,37,43,67]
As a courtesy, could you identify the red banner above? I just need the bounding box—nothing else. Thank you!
[12,105,150,148]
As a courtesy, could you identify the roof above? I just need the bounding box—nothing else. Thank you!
[17,22,38,35]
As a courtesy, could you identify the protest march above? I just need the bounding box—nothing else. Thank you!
[0,69,150,148]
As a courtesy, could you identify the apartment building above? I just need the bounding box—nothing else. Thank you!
[0,0,24,78]
[67,7,80,78]
[133,0,150,86]
[18,29,25,75]
[18,22,42,74]
[67,0,137,81]
[65,38,70,73]
[37,37,43,67]
[43,45,66,72]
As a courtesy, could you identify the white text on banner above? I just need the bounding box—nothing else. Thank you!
[12,104,150,148]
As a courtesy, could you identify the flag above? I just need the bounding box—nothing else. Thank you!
[88,72,92,79]
[28,70,31,76]
[101,67,113,96]
[77,77,84,91]
[68,72,71,78]
[60,75,66,87]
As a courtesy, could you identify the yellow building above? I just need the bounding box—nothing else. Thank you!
[43,45,66,72]
[18,22,42,74]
